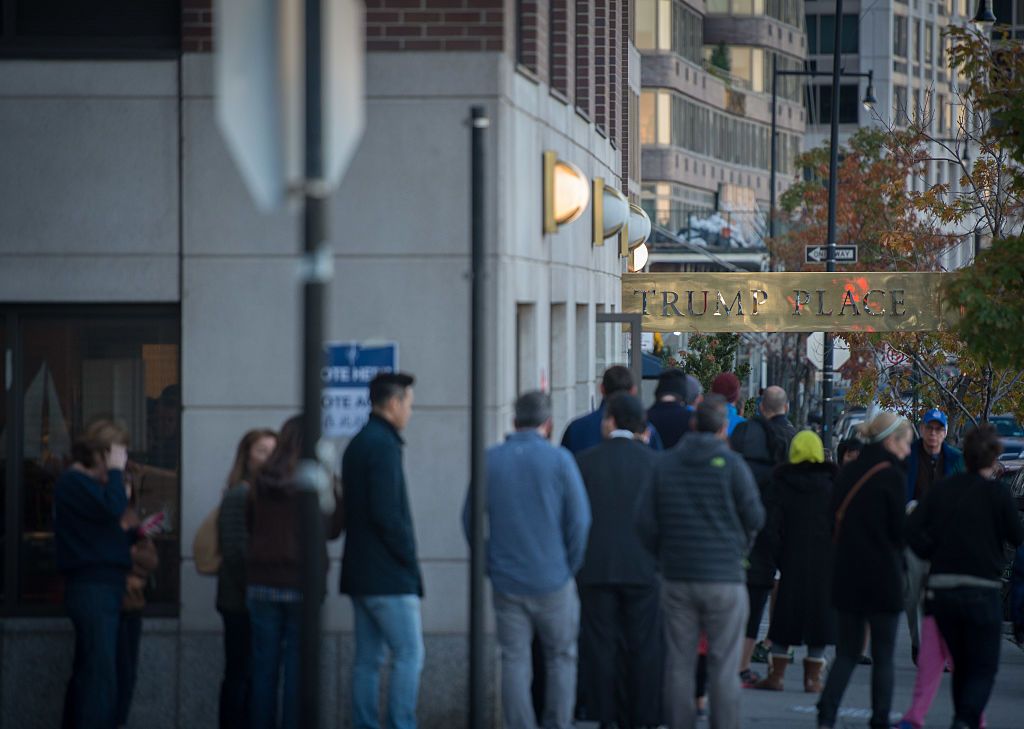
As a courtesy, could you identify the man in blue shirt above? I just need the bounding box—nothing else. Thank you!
[463,391,592,729]
[562,365,663,453]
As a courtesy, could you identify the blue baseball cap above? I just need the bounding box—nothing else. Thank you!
[922,409,948,428]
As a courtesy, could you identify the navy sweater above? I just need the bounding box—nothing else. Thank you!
[54,468,131,585]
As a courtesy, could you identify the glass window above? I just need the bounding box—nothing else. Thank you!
[640,90,657,143]
[707,0,729,13]
[821,14,836,54]
[925,23,935,63]
[3,307,179,611]
[657,91,671,145]
[912,20,921,62]
[807,14,818,53]
[636,0,657,49]
[733,0,754,14]
[0,316,6,602]
[658,0,672,50]
[841,15,859,53]
[894,16,908,57]
[995,0,1012,22]
[0,0,180,57]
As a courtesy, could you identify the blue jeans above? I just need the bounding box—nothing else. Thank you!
[351,595,424,729]
[248,598,301,729]
[116,612,143,725]
[62,580,123,729]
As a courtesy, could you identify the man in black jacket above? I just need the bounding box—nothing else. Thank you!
[576,393,662,729]
[341,372,423,729]
[729,385,796,686]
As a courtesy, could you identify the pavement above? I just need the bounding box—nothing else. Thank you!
[579,618,1024,729]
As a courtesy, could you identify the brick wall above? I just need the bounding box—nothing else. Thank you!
[593,0,608,131]
[575,0,593,118]
[549,0,573,97]
[182,0,213,53]
[619,0,629,192]
[517,0,550,81]
[366,0,504,52]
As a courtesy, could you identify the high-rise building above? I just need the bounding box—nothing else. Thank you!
[637,0,808,264]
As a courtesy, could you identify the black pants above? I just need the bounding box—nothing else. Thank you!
[219,610,251,729]
[745,584,773,640]
[931,587,1003,729]
[817,610,898,729]
[577,583,663,728]
[116,612,143,726]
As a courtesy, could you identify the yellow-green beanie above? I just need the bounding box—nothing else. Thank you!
[789,430,825,465]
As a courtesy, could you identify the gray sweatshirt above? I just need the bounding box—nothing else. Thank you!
[635,432,765,583]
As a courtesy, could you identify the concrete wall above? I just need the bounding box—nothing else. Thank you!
[0,48,623,728]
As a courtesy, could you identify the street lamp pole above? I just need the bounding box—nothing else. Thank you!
[823,0,845,455]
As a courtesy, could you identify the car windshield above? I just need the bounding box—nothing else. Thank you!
[992,417,1024,437]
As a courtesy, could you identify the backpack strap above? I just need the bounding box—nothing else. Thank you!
[834,461,892,544]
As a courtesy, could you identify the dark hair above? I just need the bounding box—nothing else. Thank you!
[601,365,634,397]
[654,369,688,401]
[836,437,864,463]
[257,415,304,486]
[963,423,1002,473]
[369,372,415,409]
[695,394,728,434]
[514,391,552,429]
[605,393,646,434]
[71,419,130,468]
[226,428,278,490]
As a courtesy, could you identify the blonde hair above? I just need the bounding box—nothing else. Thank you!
[71,419,130,468]
[856,411,912,444]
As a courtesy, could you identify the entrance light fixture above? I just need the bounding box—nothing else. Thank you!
[543,151,590,234]
[863,72,877,110]
[592,178,630,246]
[628,243,649,272]
[972,0,996,30]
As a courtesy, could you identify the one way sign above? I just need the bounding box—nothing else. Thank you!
[806,245,858,264]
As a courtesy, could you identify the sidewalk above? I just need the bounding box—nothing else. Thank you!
[578,618,1024,728]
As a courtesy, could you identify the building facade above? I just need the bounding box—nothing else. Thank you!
[0,1,637,726]
[637,0,808,246]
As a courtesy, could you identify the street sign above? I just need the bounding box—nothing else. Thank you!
[806,245,858,264]
[806,331,850,370]
[215,0,365,211]
[321,342,398,438]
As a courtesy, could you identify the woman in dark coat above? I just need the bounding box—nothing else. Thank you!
[817,411,914,729]
[754,430,837,693]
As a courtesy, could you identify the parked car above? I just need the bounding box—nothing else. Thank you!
[992,415,1024,460]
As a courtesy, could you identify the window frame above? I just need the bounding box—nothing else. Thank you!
[1,303,181,617]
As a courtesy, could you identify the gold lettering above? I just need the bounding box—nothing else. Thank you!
[633,289,654,316]
[890,289,907,317]
[662,291,684,317]
[714,291,744,317]
[839,290,861,316]
[687,290,709,316]
[816,289,834,316]
[793,290,811,315]
[751,289,768,315]
[863,289,886,316]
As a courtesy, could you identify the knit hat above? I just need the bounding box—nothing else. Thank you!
[711,372,741,404]
[789,430,825,465]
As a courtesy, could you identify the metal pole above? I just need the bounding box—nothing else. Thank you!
[298,0,327,726]
[822,0,844,454]
[469,105,489,729]
[769,54,778,245]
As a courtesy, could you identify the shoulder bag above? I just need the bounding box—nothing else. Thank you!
[834,461,891,544]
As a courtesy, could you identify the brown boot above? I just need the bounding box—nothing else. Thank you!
[803,656,827,693]
[753,654,791,690]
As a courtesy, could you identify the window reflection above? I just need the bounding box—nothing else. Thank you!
[14,310,179,608]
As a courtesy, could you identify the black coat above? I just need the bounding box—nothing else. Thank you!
[830,443,906,614]
[340,415,423,596]
[575,437,658,586]
[730,414,797,586]
[765,461,837,647]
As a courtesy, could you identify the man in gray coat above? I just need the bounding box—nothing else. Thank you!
[636,394,765,729]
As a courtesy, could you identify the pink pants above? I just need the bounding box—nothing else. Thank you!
[901,616,986,729]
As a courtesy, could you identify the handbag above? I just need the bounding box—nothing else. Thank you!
[192,505,221,576]
[834,461,891,544]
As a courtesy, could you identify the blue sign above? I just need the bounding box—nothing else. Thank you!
[321,342,398,437]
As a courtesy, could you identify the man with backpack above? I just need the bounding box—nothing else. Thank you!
[729,385,796,687]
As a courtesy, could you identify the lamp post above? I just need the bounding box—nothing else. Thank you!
[768,62,876,242]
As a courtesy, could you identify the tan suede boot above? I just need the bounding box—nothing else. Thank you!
[753,654,791,690]
[803,656,827,693]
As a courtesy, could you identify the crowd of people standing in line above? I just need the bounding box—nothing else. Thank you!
[52,365,1023,729]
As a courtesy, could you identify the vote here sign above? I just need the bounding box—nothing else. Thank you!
[322,342,398,438]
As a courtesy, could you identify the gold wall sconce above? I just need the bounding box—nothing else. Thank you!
[591,178,629,247]
[626,204,652,272]
[543,151,590,234]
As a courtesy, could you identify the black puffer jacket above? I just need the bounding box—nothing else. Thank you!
[830,443,907,613]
